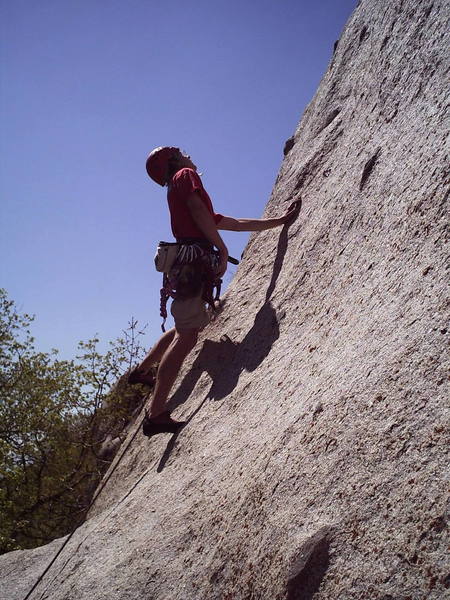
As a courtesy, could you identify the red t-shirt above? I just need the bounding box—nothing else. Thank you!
[167,168,223,240]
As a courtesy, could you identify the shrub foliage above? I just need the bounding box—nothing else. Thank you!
[0,289,146,554]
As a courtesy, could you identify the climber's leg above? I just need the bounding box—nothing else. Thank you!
[128,328,176,387]
[141,288,206,435]
[139,328,176,371]
[146,327,199,420]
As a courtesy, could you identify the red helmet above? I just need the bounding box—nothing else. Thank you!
[145,146,179,186]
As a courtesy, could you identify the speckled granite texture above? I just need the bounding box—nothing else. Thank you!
[1,1,448,598]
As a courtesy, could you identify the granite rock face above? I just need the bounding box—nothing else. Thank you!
[1,1,449,598]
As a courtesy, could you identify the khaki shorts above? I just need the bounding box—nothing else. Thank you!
[170,294,210,330]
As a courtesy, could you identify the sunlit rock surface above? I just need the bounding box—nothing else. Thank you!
[1,1,448,598]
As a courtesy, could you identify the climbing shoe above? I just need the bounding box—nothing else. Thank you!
[142,411,186,437]
[127,366,156,387]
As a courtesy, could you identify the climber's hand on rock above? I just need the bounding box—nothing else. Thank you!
[280,198,302,225]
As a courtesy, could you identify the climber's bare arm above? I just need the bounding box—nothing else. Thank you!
[217,199,301,232]
[218,216,285,232]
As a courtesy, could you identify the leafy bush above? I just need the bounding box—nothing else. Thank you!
[0,289,146,553]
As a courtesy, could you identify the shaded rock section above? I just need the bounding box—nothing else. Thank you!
[287,526,333,600]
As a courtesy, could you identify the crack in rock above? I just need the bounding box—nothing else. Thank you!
[359,148,381,191]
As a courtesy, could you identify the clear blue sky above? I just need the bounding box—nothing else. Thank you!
[1,0,357,360]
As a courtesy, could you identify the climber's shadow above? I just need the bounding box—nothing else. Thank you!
[156,307,278,473]
[168,217,294,412]
[157,214,298,472]
[168,299,279,413]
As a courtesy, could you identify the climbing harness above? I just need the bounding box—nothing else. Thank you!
[157,238,238,331]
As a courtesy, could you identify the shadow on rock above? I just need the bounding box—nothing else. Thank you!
[287,528,332,600]
[264,218,290,303]
[169,216,295,413]
[156,395,209,473]
[169,300,280,411]
[158,215,298,472]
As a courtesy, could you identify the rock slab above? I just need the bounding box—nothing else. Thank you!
[1,0,449,598]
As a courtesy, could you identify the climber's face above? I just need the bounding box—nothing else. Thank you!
[176,150,197,171]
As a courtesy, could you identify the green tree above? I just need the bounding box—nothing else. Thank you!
[0,289,146,554]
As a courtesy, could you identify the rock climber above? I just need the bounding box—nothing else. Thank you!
[129,146,300,436]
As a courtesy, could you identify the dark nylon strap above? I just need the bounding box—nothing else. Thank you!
[176,237,213,247]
